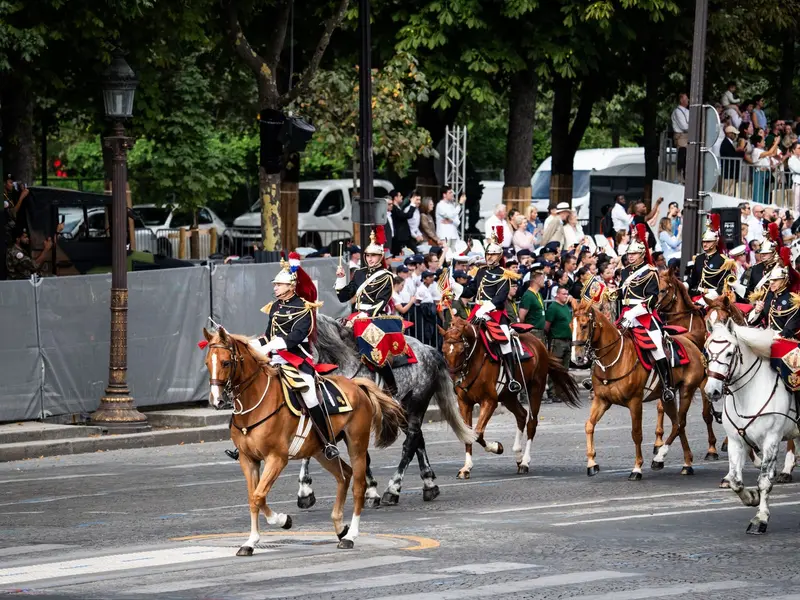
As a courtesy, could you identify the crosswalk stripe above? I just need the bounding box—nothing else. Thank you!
[563,580,752,599]
[367,570,638,600]
[127,554,426,595]
[260,573,456,599]
[434,562,537,575]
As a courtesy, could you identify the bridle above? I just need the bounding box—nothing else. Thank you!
[445,323,487,391]
[208,340,271,416]
[571,307,627,375]
[656,277,699,331]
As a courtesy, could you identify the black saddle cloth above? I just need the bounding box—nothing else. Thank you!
[283,377,353,417]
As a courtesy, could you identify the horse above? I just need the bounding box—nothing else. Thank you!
[571,301,707,479]
[441,316,580,478]
[704,321,800,534]
[202,327,404,553]
[656,269,724,461]
[294,314,476,508]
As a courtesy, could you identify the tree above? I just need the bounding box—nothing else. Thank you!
[222,0,349,252]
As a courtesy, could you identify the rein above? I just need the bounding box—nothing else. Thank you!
[447,323,489,392]
[573,308,635,383]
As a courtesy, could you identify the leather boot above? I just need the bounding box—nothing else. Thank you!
[655,357,676,402]
[225,448,239,461]
[308,404,339,460]
[503,353,522,393]
[377,364,398,396]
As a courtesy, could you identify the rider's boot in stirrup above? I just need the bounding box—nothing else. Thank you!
[655,357,676,402]
[308,403,340,460]
[581,378,594,391]
[377,364,398,396]
[503,353,522,393]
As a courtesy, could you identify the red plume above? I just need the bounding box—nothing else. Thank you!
[375,225,386,246]
[709,214,726,255]
[635,223,653,266]
[780,246,792,268]
[295,267,317,303]
[494,225,504,244]
[781,247,800,292]
[197,340,209,350]
[769,222,783,248]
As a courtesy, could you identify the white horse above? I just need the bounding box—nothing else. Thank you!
[705,321,800,534]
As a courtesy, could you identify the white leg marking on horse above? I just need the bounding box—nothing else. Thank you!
[513,428,524,462]
[210,355,220,405]
[242,510,259,549]
[485,441,500,454]
[298,483,313,498]
[463,452,473,472]
[365,486,381,499]
[571,317,579,364]
[266,512,288,527]
[654,444,670,463]
[387,472,402,495]
[343,515,360,542]
[782,448,796,475]
[422,477,436,490]
[521,438,533,468]
[631,467,642,474]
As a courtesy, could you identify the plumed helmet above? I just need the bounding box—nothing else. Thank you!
[701,215,720,242]
[272,260,297,285]
[485,230,503,255]
[364,227,386,255]
[626,223,652,265]
[768,263,789,281]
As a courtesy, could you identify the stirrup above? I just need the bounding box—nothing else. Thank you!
[225,448,240,461]
[508,379,522,393]
[581,378,593,391]
[662,387,676,402]
[323,444,340,460]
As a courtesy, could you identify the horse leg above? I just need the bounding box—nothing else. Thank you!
[296,458,316,509]
[505,398,529,473]
[777,439,796,484]
[746,433,781,535]
[585,394,611,477]
[725,434,749,496]
[382,417,421,505]
[653,399,665,455]
[236,452,262,557]
[315,452,353,541]
[416,435,440,502]
[364,451,382,507]
[474,397,501,454]
[676,385,695,475]
[651,396,678,471]
[251,453,291,543]
[721,436,728,453]
[337,426,370,549]
[628,398,645,481]
[701,390,719,461]
[457,394,475,480]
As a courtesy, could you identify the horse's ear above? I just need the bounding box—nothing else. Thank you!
[218,326,229,341]
[668,264,678,278]
[203,327,213,342]
[727,318,736,333]
[438,325,447,336]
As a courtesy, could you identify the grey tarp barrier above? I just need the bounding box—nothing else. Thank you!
[0,279,42,421]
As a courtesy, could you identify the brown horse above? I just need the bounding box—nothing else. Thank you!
[441,316,580,478]
[656,269,726,460]
[571,301,707,479]
[202,327,404,553]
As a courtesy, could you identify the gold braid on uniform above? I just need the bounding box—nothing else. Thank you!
[792,293,800,309]
[501,268,522,281]
[769,297,800,330]
[624,269,657,301]
[699,256,736,288]
[270,305,314,338]
[355,271,393,306]
[749,288,767,303]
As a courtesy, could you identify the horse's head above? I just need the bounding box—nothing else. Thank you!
[439,317,475,373]
[705,295,745,330]
[203,326,246,409]
[570,300,597,366]
[657,266,680,310]
[704,320,737,402]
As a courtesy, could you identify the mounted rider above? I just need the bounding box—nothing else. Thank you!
[744,222,781,298]
[248,257,340,460]
[688,214,737,303]
[618,223,676,402]
[463,229,523,393]
[335,226,400,392]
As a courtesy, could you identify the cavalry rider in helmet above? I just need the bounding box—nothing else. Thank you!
[745,222,781,297]
[618,224,676,402]
[748,247,800,336]
[335,227,397,390]
[688,215,736,303]
[248,259,340,460]
[464,230,523,393]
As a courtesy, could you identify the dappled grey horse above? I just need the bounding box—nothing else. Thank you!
[297,314,475,507]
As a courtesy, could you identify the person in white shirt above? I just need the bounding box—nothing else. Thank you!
[348,245,362,271]
[611,194,632,234]
[435,186,464,242]
[402,256,424,299]
[563,210,586,249]
[671,93,690,180]
[721,82,741,112]
[406,191,423,247]
[484,204,512,248]
[787,142,800,217]
[415,271,436,304]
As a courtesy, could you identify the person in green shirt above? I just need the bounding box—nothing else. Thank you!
[518,263,546,343]
[545,285,573,401]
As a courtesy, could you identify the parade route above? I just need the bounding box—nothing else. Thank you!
[2,400,800,599]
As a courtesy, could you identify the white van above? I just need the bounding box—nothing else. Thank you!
[231,178,393,249]
[530,148,646,228]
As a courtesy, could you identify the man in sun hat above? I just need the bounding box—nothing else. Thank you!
[541,202,571,247]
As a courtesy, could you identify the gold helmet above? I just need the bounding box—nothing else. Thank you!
[272,259,296,285]
[364,227,386,256]
[485,229,503,255]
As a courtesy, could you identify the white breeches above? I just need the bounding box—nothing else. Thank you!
[271,354,318,408]
[499,324,512,355]
[642,324,666,361]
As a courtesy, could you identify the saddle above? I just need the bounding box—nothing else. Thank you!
[279,365,353,417]
[475,321,534,362]
[627,329,690,372]
[770,337,800,392]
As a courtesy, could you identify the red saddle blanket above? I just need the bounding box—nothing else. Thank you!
[627,328,690,372]
[770,338,800,391]
[476,327,534,362]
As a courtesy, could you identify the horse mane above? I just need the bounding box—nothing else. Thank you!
[663,271,701,314]
[225,332,279,375]
[315,314,359,361]
[731,323,774,359]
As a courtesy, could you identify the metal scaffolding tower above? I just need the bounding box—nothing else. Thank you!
[444,125,467,237]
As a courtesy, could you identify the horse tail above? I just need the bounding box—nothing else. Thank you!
[433,362,478,444]
[547,354,581,408]
[353,377,405,448]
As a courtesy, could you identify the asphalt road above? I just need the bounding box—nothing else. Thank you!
[2,397,800,599]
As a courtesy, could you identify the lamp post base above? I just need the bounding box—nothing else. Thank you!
[91,392,150,433]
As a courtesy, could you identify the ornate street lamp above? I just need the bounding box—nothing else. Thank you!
[90,52,149,432]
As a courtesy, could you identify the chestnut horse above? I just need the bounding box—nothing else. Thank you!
[202,327,404,553]
[655,270,723,460]
[441,316,580,478]
[571,302,707,479]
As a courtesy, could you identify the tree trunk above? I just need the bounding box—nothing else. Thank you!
[611,126,620,148]
[778,35,795,120]
[259,167,282,252]
[504,70,537,216]
[642,44,662,204]
[2,76,35,184]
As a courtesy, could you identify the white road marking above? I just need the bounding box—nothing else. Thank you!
[155,461,238,469]
[0,473,118,485]
[0,546,245,586]
[368,570,638,600]
[551,499,800,527]
[0,545,75,558]
[565,580,754,599]
[435,562,537,574]
[261,573,455,599]
[127,555,426,595]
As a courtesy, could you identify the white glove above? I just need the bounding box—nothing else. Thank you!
[249,337,270,356]
[475,301,495,319]
[625,303,647,320]
[355,311,369,320]
[335,275,347,291]
[263,337,287,354]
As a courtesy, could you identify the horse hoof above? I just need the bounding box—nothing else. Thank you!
[281,515,293,530]
[650,460,664,471]
[496,442,504,455]
[777,473,793,484]
[653,445,662,456]
[297,492,316,509]
[381,491,400,506]
[517,465,529,475]
[628,471,643,481]
[364,496,381,508]
[721,441,728,452]
[704,452,719,461]
[681,466,695,476]
[746,521,768,535]
[719,479,731,489]
[457,471,471,480]
[587,465,600,477]
[336,525,350,540]
[423,486,440,502]
[236,546,254,557]
[337,539,355,549]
